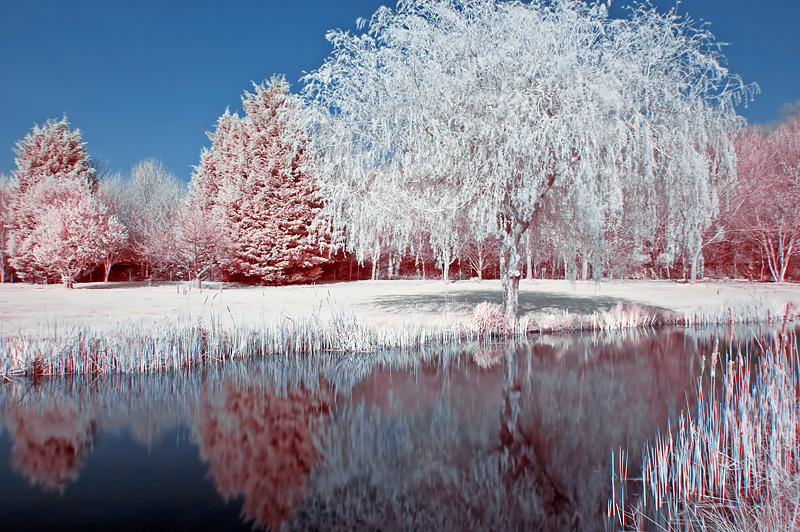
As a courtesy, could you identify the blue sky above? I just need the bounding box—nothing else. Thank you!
[1,0,798,182]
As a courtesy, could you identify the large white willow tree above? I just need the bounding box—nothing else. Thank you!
[303,0,751,326]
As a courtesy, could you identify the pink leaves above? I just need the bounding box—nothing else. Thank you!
[7,117,127,286]
[730,117,800,282]
[30,185,127,287]
[189,76,332,284]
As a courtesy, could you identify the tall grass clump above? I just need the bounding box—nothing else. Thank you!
[611,328,800,531]
[683,300,796,328]
[0,305,491,378]
[470,302,507,335]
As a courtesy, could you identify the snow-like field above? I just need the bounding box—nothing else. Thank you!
[2,279,799,337]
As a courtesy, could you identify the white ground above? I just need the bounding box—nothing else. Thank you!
[2,279,800,337]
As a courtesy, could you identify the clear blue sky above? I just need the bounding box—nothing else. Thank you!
[1,0,798,182]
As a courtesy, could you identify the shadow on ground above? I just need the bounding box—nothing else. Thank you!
[77,281,178,290]
[368,288,670,316]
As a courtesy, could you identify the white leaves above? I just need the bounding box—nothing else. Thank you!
[303,0,749,283]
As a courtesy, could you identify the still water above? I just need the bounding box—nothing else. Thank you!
[0,327,749,531]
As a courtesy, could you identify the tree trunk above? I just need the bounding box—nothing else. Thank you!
[775,234,794,283]
[763,236,782,282]
[688,233,703,284]
[476,242,485,281]
[104,257,113,282]
[778,238,793,282]
[349,255,353,282]
[526,238,533,281]
[500,221,527,329]
[371,242,381,281]
[581,255,589,281]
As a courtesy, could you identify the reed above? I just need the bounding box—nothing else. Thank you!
[0,305,490,379]
[682,299,792,328]
[611,327,800,531]
[2,299,795,379]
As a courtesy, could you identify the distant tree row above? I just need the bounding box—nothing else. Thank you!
[1,111,797,288]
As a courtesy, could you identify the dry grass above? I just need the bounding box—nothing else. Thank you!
[0,305,483,379]
[1,300,794,379]
[611,326,800,532]
[469,302,507,334]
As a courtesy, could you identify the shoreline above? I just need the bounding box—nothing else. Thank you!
[1,279,799,379]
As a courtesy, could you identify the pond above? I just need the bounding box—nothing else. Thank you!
[0,326,761,531]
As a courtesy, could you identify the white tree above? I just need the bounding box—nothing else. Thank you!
[175,200,231,287]
[96,174,132,281]
[124,158,185,280]
[303,0,750,326]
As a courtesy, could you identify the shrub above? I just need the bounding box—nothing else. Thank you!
[469,302,506,334]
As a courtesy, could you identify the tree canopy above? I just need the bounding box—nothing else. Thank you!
[303,0,752,324]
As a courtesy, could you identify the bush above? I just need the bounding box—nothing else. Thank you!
[470,302,506,334]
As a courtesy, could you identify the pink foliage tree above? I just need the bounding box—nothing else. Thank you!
[6,117,126,286]
[31,185,127,288]
[0,174,11,282]
[7,117,97,281]
[174,201,230,286]
[731,117,800,282]
[191,76,332,284]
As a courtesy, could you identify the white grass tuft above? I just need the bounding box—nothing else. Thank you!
[469,302,506,335]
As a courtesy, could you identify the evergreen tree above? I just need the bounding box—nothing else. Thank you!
[191,76,332,284]
[7,117,126,286]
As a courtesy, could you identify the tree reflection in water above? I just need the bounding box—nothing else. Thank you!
[287,330,696,531]
[3,401,95,494]
[193,380,330,530]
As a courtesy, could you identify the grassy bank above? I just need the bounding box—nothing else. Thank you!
[1,296,796,379]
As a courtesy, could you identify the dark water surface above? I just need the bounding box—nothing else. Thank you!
[0,327,754,531]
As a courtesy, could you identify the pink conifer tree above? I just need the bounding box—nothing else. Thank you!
[7,117,97,281]
[191,76,332,284]
[7,117,128,286]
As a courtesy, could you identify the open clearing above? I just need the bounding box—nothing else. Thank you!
[2,279,800,337]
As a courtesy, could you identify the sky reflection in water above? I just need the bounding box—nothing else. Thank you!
[0,327,743,531]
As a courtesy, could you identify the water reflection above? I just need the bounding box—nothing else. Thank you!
[0,328,738,531]
[4,403,94,494]
[194,380,330,530]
